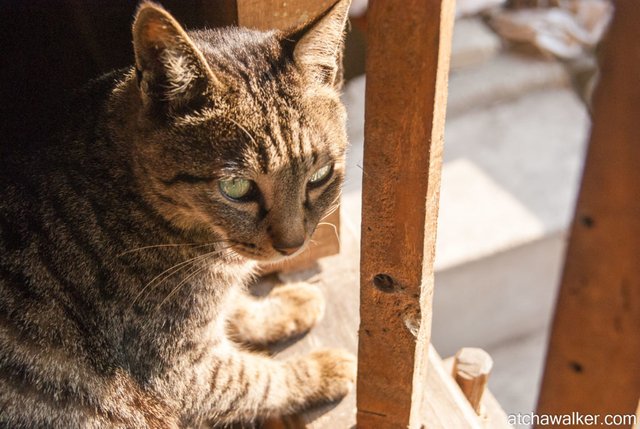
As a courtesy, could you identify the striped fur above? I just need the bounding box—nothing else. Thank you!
[0,1,353,427]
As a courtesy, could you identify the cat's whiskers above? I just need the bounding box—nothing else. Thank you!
[317,222,340,246]
[320,192,342,220]
[131,244,236,306]
[156,263,208,310]
[117,240,234,257]
[155,245,237,310]
[356,163,370,177]
[117,243,202,257]
[189,240,236,252]
[132,253,211,306]
[321,203,340,219]
[300,240,315,259]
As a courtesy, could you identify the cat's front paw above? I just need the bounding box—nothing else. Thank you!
[228,282,326,346]
[268,282,326,340]
[307,348,357,402]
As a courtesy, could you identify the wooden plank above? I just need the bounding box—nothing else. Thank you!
[536,2,640,427]
[197,0,239,28]
[427,348,485,429]
[236,0,336,31]
[482,391,514,429]
[200,0,336,30]
[356,0,455,427]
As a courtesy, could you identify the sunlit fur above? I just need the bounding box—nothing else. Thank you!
[124,13,348,262]
[0,1,354,427]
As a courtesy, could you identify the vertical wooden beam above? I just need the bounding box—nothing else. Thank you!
[536,2,640,427]
[356,0,455,428]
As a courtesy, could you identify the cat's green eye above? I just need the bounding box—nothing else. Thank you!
[219,177,253,201]
[308,164,333,186]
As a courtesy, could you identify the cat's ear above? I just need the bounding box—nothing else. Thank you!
[289,0,351,88]
[132,3,217,114]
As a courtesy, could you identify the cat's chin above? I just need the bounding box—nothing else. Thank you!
[234,249,304,265]
[262,254,296,264]
[242,254,289,264]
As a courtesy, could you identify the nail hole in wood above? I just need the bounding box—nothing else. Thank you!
[580,215,595,228]
[569,361,584,373]
[373,273,395,292]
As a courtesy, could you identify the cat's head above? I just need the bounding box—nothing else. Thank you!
[124,1,350,262]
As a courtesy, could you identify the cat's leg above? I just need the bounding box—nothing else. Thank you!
[227,282,325,346]
[197,346,356,424]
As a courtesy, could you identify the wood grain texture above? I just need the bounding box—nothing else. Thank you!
[426,348,485,429]
[197,0,239,28]
[536,2,640,427]
[356,0,455,427]
[237,0,336,31]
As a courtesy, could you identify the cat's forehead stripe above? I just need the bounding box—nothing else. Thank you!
[190,30,341,176]
[264,120,284,160]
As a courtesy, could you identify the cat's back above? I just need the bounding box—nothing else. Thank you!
[0,72,113,340]
[0,69,111,262]
[0,69,166,428]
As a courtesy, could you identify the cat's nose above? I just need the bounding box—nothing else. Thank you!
[273,239,305,256]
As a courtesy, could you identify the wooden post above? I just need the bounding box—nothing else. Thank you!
[356,0,455,428]
[452,348,493,415]
[536,2,640,427]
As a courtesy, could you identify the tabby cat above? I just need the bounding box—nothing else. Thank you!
[0,1,354,427]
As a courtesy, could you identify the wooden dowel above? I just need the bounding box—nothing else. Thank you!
[452,348,494,415]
